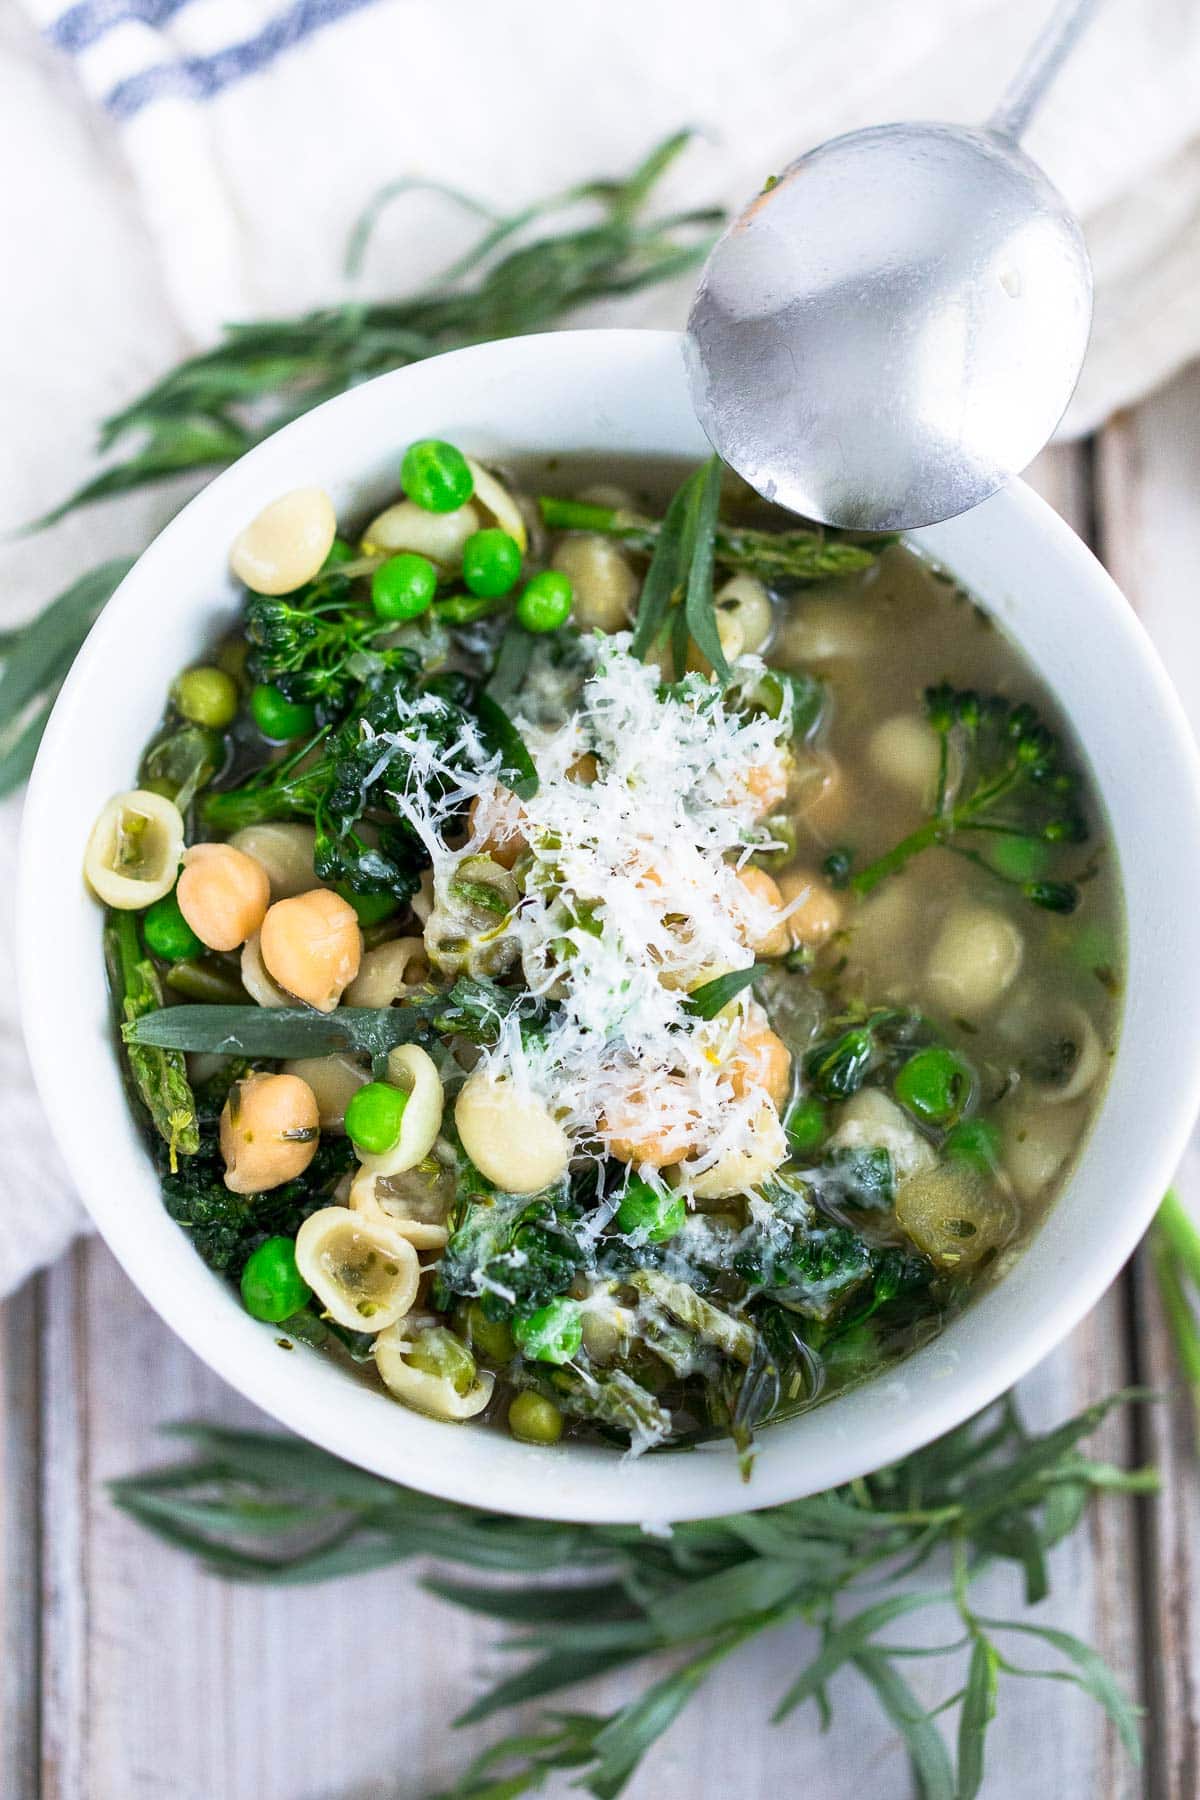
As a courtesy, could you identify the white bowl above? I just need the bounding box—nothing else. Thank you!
[19,330,1200,1523]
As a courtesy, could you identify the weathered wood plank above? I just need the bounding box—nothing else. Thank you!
[0,1278,42,1800]
[1097,372,1200,1800]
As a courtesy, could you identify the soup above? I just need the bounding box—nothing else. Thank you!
[83,442,1122,1465]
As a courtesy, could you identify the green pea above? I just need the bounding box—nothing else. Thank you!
[894,1046,974,1127]
[401,438,474,513]
[943,1118,1002,1171]
[344,1081,408,1155]
[784,1093,829,1158]
[988,834,1050,882]
[406,1326,477,1396]
[142,887,203,963]
[616,1178,686,1243]
[323,536,356,569]
[516,570,572,633]
[466,1301,516,1366]
[172,666,238,729]
[333,883,400,928]
[371,552,437,621]
[240,1236,311,1324]
[513,1297,583,1364]
[507,1390,564,1445]
[250,682,317,742]
[462,528,522,598]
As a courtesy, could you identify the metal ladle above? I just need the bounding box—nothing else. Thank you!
[685,0,1101,530]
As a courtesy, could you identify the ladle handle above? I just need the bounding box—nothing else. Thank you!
[988,0,1102,141]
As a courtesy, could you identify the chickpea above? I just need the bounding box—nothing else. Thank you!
[603,1078,700,1168]
[220,1072,320,1194]
[792,753,847,833]
[259,888,362,1012]
[455,1071,572,1194]
[733,866,791,957]
[551,533,638,632]
[741,759,789,818]
[567,751,599,785]
[176,842,270,951]
[777,868,843,947]
[686,610,745,677]
[730,1019,791,1109]
[467,788,528,869]
[229,487,337,596]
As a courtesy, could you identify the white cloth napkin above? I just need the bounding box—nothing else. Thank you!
[3,0,1200,1292]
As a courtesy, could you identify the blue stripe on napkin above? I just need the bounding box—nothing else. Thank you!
[45,0,381,117]
[47,0,196,53]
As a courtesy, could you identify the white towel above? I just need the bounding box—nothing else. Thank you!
[2,0,1200,1291]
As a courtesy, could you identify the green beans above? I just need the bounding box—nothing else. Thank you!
[371,552,437,621]
[240,1236,312,1323]
[462,528,522,598]
[517,570,572,632]
[250,682,316,742]
[616,1178,685,1243]
[172,666,238,728]
[344,1080,408,1155]
[507,1390,564,1444]
[894,1046,974,1127]
[401,438,474,513]
[513,1296,583,1364]
[142,888,203,963]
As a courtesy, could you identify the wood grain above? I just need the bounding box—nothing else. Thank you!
[1097,375,1200,1800]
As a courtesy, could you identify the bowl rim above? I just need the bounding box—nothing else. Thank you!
[19,327,1200,1523]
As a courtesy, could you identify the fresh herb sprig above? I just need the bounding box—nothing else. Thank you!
[834,684,1089,913]
[541,494,887,586]
[0,133,720,799]
[112,1391,1152,1799]
[1151,1188,1200,1428]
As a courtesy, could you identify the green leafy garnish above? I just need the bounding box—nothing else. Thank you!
[2,133,719,795]
[631,456,728,679]
[684,963,761,1019]
[123,1002,429,1070]
[846,685,1089,911]
[0,560,133,795]
[110,1389,1153,1798]
[540,496,888,586]
[105,911,199,1168]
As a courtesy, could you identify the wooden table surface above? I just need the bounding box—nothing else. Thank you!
[2,373,1199,1800]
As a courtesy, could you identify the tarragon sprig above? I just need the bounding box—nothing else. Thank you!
[111,1390,1153,1799]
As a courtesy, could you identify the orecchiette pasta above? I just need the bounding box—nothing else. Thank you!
[293,1206,420,1331]
[240,932,290,1008]
[84,790,185,910]
[551,532,638,632]
[343,936,429,1008]
[353,1044,444,1182]
[464,458,528,551]
[715,573,773,654]
[374,1319,495,1419]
